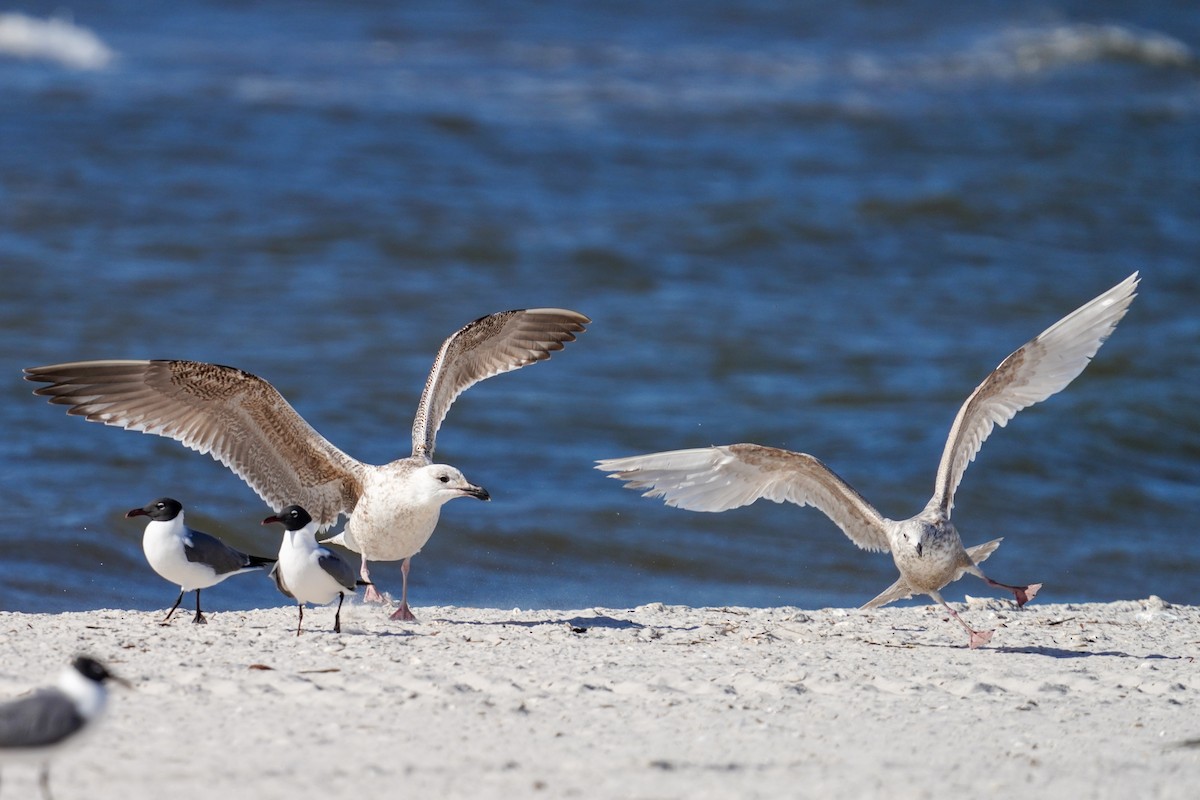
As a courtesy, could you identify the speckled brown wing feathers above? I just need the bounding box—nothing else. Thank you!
[597,443,891,553]
[24,359,363,526]
[930,273,1138,516]
[411,308,590,459]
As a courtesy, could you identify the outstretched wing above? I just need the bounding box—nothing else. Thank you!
[24,359,364,526]
[411,308,589,459]
[931,273,1138,516]
[597,443,891,552]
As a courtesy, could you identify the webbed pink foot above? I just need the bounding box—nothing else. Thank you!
[1014,583,1042,608]
[389,602,417,622]
[983,576,1042,608]
[968,628,994,649]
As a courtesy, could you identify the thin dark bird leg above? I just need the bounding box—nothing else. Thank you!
[334,593,345,634]
[38,763,54,800]
[162,589,186,624]
[296,604,304,637]
[389,557,418,621]
[192,589,207,624]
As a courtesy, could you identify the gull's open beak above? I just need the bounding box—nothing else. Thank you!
[125,508,148,519]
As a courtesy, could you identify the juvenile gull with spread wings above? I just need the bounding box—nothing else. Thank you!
[27,308,589,621]
[598,275,1137,647]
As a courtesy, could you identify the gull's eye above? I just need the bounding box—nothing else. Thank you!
[438,475,450,483]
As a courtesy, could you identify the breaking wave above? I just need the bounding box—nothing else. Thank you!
[0,12,115,70]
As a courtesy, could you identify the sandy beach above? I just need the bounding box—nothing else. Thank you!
[1,598,1198,799]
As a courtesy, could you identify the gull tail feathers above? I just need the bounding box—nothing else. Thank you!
[863,538,1004,609]
[862,578,914,609]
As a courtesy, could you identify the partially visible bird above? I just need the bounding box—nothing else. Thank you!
[598,273,1138,648]
[27,307,589,622]
[263,504,369,635]
[0,656,128,800]
[125,497,275,624]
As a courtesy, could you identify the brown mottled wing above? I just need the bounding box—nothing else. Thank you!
[411,308,589,459]
[931,273,1138,517]
[596,443,890,552]
[24,359,364,526]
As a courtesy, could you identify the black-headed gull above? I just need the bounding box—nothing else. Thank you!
[125,497,275,624]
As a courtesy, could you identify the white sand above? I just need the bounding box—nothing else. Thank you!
[1,598,1198,799]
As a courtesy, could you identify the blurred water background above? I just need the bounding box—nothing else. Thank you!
[1,1,1197,615]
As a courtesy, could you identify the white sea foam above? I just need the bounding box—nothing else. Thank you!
[0,12,115,70]
[933,23,1193,80]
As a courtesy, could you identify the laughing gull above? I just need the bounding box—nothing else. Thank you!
[598,273,1138,648]
[0,656,128,800]
[125,497,276,624]
[26,308,589,621]
[263,504,368,635]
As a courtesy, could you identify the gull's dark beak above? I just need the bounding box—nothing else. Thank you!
[262,515,282,526]
[125,508,148,519]
[463,484,490,502]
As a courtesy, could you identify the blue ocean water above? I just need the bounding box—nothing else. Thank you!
[0,1,1197,615]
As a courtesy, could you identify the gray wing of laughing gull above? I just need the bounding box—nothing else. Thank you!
[0,689,83,749]
[318,551,358,592]
[183,527,274,576]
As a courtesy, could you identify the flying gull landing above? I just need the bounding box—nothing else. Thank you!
[263,504,370,635]
[598,274,1138,648]
[125,497,276,624]
[0,656,128,800]
[27,308,589,622]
